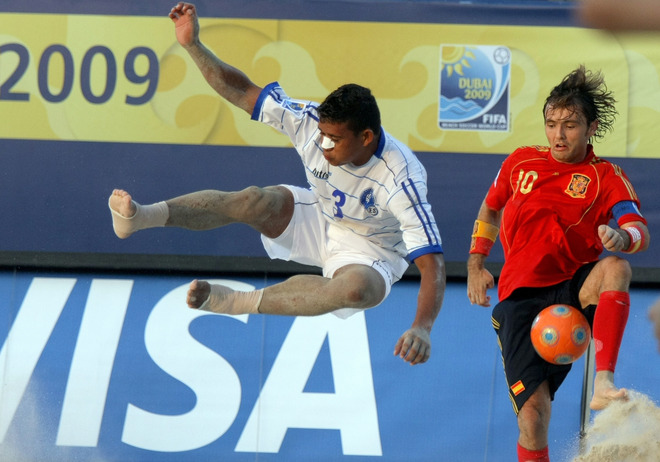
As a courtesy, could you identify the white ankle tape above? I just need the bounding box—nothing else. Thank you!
[199,286,263,315]
[109,200,168,238]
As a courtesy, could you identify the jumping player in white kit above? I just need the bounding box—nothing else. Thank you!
[109,2,446,365]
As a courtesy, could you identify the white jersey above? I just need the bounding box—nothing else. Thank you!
[252,82,443,262]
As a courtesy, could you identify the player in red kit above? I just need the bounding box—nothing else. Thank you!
[467,66,650,462]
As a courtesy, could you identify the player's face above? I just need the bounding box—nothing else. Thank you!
[544,105,598,163]
[318,120,374,167]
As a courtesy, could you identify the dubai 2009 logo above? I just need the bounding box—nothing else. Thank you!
[438,45,511,133]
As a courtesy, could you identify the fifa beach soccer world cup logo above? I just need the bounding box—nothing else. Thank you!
[438,45,511,132]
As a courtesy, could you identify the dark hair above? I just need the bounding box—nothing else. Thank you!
[318,84,381,136]
[543,65,617,141]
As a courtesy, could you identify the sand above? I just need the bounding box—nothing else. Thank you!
[573,391,660,462]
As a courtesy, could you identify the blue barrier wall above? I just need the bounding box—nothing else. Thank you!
[0,139,656,272]
[0,272,658,461]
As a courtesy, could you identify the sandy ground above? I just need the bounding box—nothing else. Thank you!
[573,391,660,462]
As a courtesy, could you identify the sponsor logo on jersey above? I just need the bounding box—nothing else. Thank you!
[565,173,591,198]
[312,168,330,179]
[360,188,379,216]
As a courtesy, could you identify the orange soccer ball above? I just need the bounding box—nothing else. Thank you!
[530,304,591,365]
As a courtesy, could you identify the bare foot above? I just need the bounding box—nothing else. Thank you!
[590,371,628,410]
[109,189,137,219]
[108,189,138,239]
[187,279,211,309]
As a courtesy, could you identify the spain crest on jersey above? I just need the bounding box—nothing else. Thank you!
[565,173,591,198]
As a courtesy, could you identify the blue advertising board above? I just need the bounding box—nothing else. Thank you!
[1,272,659,461]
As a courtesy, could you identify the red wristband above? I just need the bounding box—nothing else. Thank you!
[623,226,644,253]
[470,236,495,255]
[469,220,499,256]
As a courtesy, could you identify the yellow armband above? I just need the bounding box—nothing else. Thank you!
[469,220,499,256]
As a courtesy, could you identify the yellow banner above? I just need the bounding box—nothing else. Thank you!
[1,12,659,158]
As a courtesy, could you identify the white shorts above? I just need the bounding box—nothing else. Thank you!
[261,185,408,318]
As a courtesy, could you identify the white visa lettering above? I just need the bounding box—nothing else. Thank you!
[122,280,254,452]
[1,277,381,456]
[57,279,134,446]
[235,312,382,456]
[0,277,77,443]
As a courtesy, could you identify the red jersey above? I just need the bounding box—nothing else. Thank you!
[486,145,643,301]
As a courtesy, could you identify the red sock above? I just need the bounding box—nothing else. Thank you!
[517,442,549,462]
[593,290,630,372]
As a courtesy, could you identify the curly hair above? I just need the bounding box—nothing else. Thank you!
[317,84,381,136]
[543,65,617,141]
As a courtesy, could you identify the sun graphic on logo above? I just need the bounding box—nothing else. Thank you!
[441,46,477,77]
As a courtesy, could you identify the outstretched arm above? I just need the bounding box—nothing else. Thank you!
[169,2,262,114]
[467,198,501,307]
[394,252,446,365]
